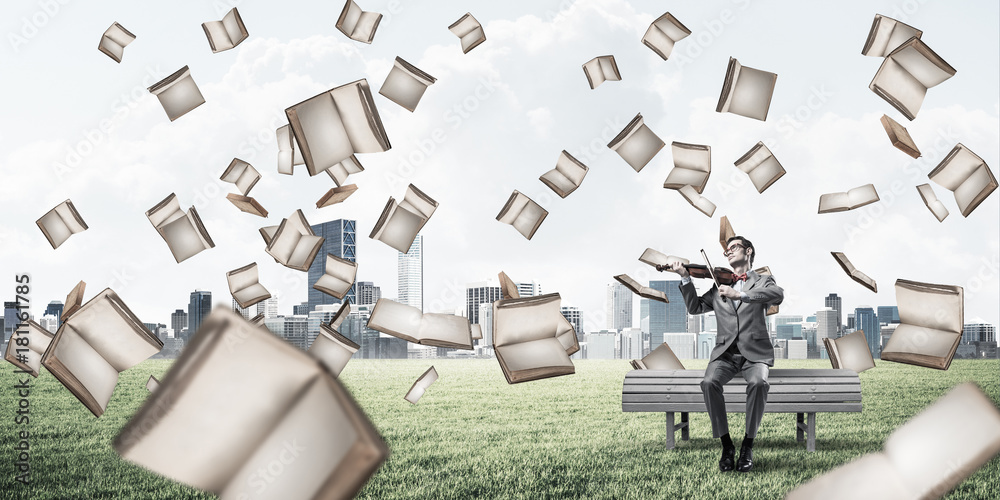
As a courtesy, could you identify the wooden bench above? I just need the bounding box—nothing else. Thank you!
[622,369,861,451]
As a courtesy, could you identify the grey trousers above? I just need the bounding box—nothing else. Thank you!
[701,350,770,439]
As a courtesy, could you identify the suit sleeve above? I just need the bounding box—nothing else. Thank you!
[679,280,716,315]
[743,275,784,305]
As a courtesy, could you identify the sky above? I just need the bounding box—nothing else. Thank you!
[1,0,998,334]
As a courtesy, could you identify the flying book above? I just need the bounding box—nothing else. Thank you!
[916,183,949,222]
[379,57,437,112]
[370,184,437,253]
[448,13,485,53]
[275,124,303,175]
[317,185,359,208]
[539,150,589,198]
[734,141,785,193]
[608,113,665,172]
[818,184,880,213]
[614,274,668,303]
[328,301,352,331]
[148,66,206,122]
[630,342,685,370]
[285,79,390,177]
[41,288,162,417]
[258,224,278,247]
[4,319,54,377]
[641,12,691,60]
[367,299,473,349]
[831,252,877,293]
[471,324,483,340]
[862,14,922,57]
[220,158,260,195]
[880,115,921,158]
[146,193,215,263]
[98,22,135,63]
[785,382,1000,500]
[663,142,711,193]
[823,330,875,373]
[202,7,248,53]
[881,279,963,370]
[496,190,548,240]
[498,271,520,299]
[336,0,382,44]
[753,266,780,315]
[716,57,777,121]
[404,366,438,404]
[869,37,956,121]
[928,143,997,218]
[145,375,159,392]
[248,314,265,327]
[325,155,364,187]
[226,263,271,309]
[63,281,86,320]
[677,184,716,217]
[113,307,388,499]
[313,254,358,300]
[492,293,579,384]
[582,55,621,89]
[265,210,324,272]
[225,193,268,218]
[638,248,689,269]
[37,199,88,249]
[719,216,736,250]
[310,323,359,377]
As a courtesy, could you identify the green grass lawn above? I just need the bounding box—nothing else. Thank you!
[1,358,998,499]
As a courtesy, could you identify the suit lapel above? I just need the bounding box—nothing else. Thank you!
[734,271,760,312]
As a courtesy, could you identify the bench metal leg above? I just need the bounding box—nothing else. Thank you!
[665,412,675,449]
[680,412,690,441]
[796,413,804,442]
[807,413,816,452]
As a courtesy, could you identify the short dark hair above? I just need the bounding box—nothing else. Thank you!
[726,236,755,267]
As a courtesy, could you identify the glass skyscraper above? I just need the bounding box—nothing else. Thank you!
[308,219,357,314]
[649,280,686,346]
[187,291,212,341]
[398,235,423,311]
[855,307,880,359]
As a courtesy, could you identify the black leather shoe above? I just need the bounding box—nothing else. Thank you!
[736,445,753,472]
[719,446,736,472]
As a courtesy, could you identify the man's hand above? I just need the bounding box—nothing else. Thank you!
[657,261,689,278]
[718,285,742,299]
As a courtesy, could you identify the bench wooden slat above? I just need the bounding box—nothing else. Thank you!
[625,369,860,378]
[622,393,862,403]
[623,384,862,394]
[623,376,860,385]
[622,402,862,413]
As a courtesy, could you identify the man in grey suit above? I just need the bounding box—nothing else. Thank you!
[661,236,783,472]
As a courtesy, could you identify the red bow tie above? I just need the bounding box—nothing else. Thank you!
[733,273,748,282]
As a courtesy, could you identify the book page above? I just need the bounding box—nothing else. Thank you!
[513,201,546,239]
[872,57,926,119]
[613,122,664,172]
[641,26,674,59]
[891,41,954,88]
[310,329,357,377]
[160,213,209,263]
[288,92,353,175]
[832,330,875,373]
[747,157,784,192]
[895,280,963,333]
[400,184,438,219]
[555,315,578,354]
[233,284,269,306]
[928,145,983,190]
[497,191,529,224]
[496,338,572,373]
[417,314,472,348]
[289,235,323,269]
[818,192,852,212]
[331,81,386,153]
[460,27,485,52]
[69,291,159,371]
[374,203,425,253]
[785,453,909,500]
[728,65,775,121]
[582,58,607,88]
[51,324,119,413]
[638,248,688,268]
[150,69,205,122]
[663,168,710,190]
[541,170,575,196]
[367,299,422,339]
[227,264,260,293]
[222,9,246,45]
[338,1,361,34]
[449,13,479,36]
[671,143,710,173]
[493,294,562,346]
[953,164,997,216]
[380,60,434,111]
[882,324,960,359]
[354,12,382,41]
[654,13,690,41]
[37,209,73,248]
[146,194,184,228]
[203,22,235,52]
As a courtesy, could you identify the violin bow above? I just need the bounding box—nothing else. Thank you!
[700,248,726,303]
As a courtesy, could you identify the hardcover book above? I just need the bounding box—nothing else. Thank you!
[630,342,685,370]
[638,248,689,269]
[881,279,964,370]
[370,184,437,253]
[719,216,736,250]
[608,113,665,172]
[265,210,324,272]
[317,185,359,208]
[862,14,921,57]
[916,183,949,222]
[539,150,589,198]
[63,281,86,320]
[677,184,716,217]
[492,293,579,384]
[4,319,54,377]
[496,190,548,240]
[225,193,268,218]
[448,13,486,53]
[582,55,621,89]
[716,57,777,121]
[869,37,955,121]
[733,141,786,193]
[220,158,261,195]
[927,143,997,218]
[148,66,206,122]
[146,193,215,263]
[367,299,473,350]
[226,263,271,309]
[641,12,690,60]
[823,330,875,373]
[98,22,135,63]
[663,142,711,193]
[312,254,358,300]
[614,274,668,303]
[325,155,364,187]
[379,57,437,112]
[202,7,248,53]
[880,114,921,158]
[36,199,88,249]
[336,0,382,43]
[753,266,780,315]
[498,271,520,299]
[310,323,359,377]
[818,184,880,213]
[404,366,438,404]
[276,124,304,175]
[831,252,877,293]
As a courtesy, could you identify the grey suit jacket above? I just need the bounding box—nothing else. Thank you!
[678,270,784,366]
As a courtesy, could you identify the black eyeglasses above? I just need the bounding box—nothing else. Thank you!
[723,244,745,256]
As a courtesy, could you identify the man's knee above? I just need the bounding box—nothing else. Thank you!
[746,373,769,393]
[701,376,722,393]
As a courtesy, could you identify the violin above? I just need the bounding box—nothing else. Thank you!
[682,264,738,286]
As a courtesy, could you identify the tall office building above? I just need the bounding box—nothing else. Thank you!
[787,339,808,359]
[264,315,309,351]
[824,294,842,330]
[398,234,423,311]
[962,321,997,344]
[846,313,855,331]
[585,331,617,359]
[639,299,650,333]
[620,328,643,360]
[3,302,19,343]
[466,281,501,325]
[308,219,357,313]
[170,309,188,338]
[44,301,64,329]
[605,282,632,331]
[517,281,542,298]
[687,314,702,334]
[816,307,838,356]
[855,306,879,359]
[39,315,59,333]
[560,306,583,341]
[293,302,310,315]
[877,306,900,326]
[258,297,278,319]
[479,303,494,350]
[697,332,717,359]
[355,281,382,306]
[232,298,252,320]
[777,323,802,341]
[648,280,686,346]
[187,290,212,341]
[664,332,697,360]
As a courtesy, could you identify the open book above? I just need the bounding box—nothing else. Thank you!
[225,194,268,217]
[753,266,780,315]
[862,14,922,57]
[220,158,260,195]
[716,57,777,121]
[496,190,548,240]
[336,0,382,43]
[113,307,388,500]
[471,324,483,340]
[720,216,736,250]
[148,66,206,122]
[638,248,689,270]
[37,199,88,249]
[881,279,963,370]
[734,141,785,193]
[4,320,54,377]
[869,37,956,121]
[677,184,716,217]
[370,184,437,253]
[916,184,949,222]
[63,281,86,320]
[285,79,390,177]
[41,288,162,417]
[614,274,668,303]
[275,124,304,175]
[493,293,579,384]
[265,210,324,272]
[641,12,690,60]
[818,184,880,213]
[928,143,997,218]
[404,366,438,404]
[831,252,877,293]
[146,193,215,263]
[785,382,1000,500]
[630,342,685,370]
[367,299,473,349]
[823,330,875,373]
[608,113,665,172]
[539,150,589,198]
[227,263,271,309]
[328,301,352,331]
[310,323,359,377]
[448,13,486,53]
[326,155,364,187]
[145,375,159,392]
[582,55,621,89]
[498,271,520,299]
[317,185,359,208]
[202,7,248,53]
[880,115,920,158]
[98,22,135,63]
[379,57,437,112]
[313,254,358,300]
[663,142,711,193]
